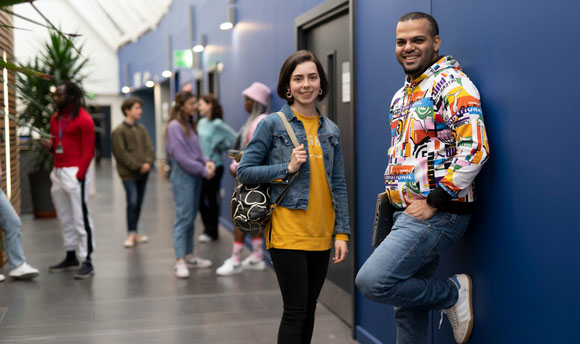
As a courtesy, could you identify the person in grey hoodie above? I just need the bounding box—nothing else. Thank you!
[165,90,215,279]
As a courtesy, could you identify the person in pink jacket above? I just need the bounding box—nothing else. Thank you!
[216,82,271,276]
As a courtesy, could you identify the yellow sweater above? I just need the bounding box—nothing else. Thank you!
[267,111,349,250]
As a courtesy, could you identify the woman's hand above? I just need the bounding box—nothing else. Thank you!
[332,240,348,264]
[205,161,216,180]
[287,144,307,174]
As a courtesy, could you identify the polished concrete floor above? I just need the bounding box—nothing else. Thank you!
[0,160,357,344]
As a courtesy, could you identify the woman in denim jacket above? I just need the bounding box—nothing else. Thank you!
[237,50,350,343]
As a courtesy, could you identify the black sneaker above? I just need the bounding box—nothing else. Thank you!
[74,262,94,279]
[49,257,80,272]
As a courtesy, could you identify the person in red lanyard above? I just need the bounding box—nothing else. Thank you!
[43,81,96,279]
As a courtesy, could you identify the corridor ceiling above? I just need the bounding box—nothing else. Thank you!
[20,0,173,51]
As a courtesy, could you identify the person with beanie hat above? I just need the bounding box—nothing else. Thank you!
[216,82,271,276]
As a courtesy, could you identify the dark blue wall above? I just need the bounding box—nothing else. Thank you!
[355,1,580,343]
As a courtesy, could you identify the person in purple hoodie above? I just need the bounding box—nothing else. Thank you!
[166,90,215,279]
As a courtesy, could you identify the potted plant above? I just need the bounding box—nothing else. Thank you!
[17,31,87,217]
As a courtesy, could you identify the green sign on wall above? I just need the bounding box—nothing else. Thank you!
[173,49,193,69]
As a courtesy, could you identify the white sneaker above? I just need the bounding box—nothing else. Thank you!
[135,234,149,243]
[440,274,474,344]
[198,234,213,243]
[241,255,266,271]
[175,260,190,279]
[216,258,243,276]
[185,255,213,268]
[9,262,39,280]
[0,274,4,282]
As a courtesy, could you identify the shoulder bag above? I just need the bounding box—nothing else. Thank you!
[230,112,299,235]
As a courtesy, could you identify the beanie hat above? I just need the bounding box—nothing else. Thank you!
[242,82,271,107]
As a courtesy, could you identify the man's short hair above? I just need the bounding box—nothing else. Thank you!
[121,97,143,116]
[398,12,439,38]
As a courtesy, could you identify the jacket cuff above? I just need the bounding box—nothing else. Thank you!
[335,233,349,242]
[427,185,453,209]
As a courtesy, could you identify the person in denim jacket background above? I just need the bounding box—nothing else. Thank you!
[237,50,350,343]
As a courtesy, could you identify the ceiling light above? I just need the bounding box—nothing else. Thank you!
[162,70,172,78]
[121,86,131,94]
[220,7,235,30]
[145,80,155,88]
[193,34,206,53]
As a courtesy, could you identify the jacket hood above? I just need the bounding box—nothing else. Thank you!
[407,55,461,87]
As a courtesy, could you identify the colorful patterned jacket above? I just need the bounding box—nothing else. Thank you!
[385,56,490,214]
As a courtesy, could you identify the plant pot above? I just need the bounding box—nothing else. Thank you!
[28,170,56,218]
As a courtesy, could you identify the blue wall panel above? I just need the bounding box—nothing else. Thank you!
[356,0,580,343]
[354,2,431,343]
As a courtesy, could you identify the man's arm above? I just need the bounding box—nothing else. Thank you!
[76,112,95,180]
[111,128,143,172]
[429,79,490,207]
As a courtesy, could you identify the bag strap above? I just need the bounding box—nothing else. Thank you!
[276,112,299,148]
[269,111,300,210]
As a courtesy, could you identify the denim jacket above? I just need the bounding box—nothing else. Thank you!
[237,103,350,236]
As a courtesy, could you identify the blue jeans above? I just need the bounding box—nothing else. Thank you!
[355,210,471,344]
[0,189,26,269]
[170,163,202,259]
[122,178,148,233]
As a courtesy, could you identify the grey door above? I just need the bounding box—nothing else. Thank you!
[297,0,355,327]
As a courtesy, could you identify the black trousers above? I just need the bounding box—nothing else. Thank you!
[199,166,223,240]
[269,248,331,344]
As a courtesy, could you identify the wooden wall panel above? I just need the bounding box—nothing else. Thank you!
[0,9,21,213]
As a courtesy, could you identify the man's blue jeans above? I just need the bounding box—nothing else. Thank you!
[355,210,471,344]
[0,189,26,269]
[169,163,202,259]
[122,178,148,233]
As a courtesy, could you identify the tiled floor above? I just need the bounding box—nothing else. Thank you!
[0,160,357,343]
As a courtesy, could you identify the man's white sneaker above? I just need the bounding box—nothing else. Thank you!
[216,258,243,276]
[198,234,213,243]
[9,262,39,280]
[0,274,5,282]
[185,255,213,268]
[175,260,190,279]
[241,256,266,271]
[440,274,474,344]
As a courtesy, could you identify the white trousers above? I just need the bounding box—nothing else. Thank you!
[50,167,95,261]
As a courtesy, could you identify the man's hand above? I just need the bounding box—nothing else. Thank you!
[42,138,53,150]
[288,144,307,174]
[140,163,151,174]
[404,194,436,221]
[332,240,348,264]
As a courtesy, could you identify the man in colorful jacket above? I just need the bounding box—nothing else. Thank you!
[356,12,489,344]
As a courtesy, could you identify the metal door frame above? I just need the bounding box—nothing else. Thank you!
[295,0,358,335]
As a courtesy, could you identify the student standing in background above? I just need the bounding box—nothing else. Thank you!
[196,94,236,243]
[111,97,155,248]
[166,91,215,279]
